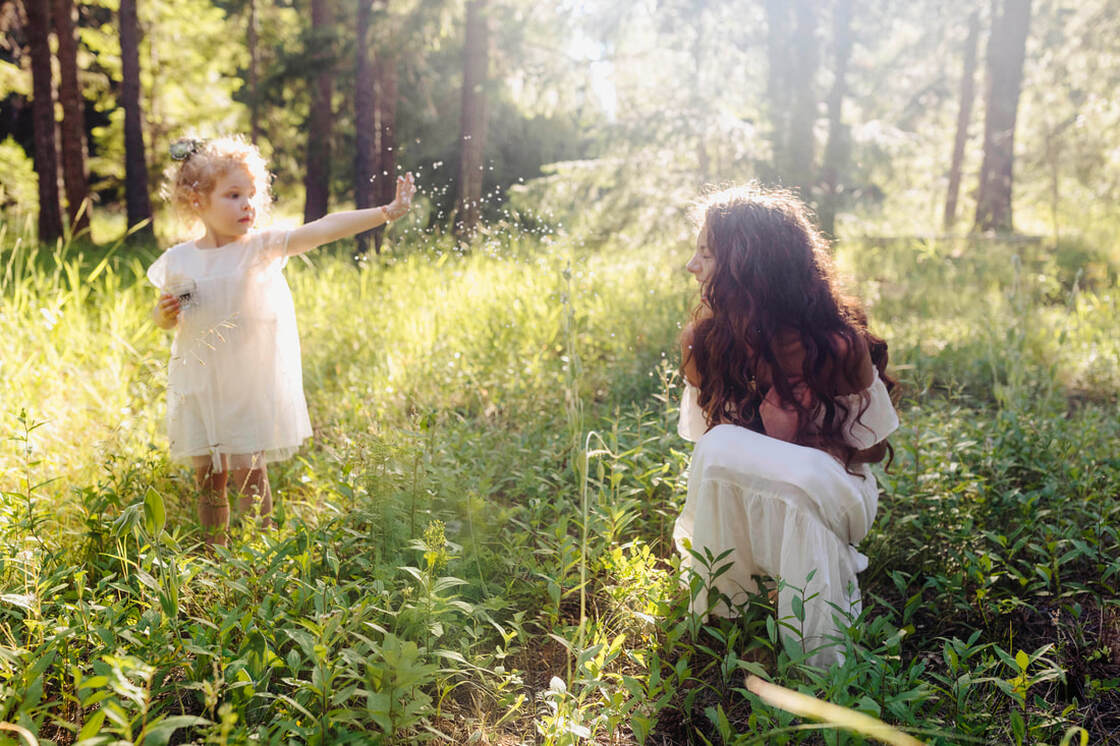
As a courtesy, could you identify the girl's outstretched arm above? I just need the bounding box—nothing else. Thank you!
[286,173,416,256]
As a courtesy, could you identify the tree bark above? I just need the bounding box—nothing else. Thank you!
[248,0,260,145]
[818,0,853,238]
[692,5,709,182]
[764,0,792,184]
[22,0,64,243]
[944,10,980,232]
[119,0,154,239]
[354,0,375,255]
[373,53,397,253]
[302,0,333,224]
[766,0,818,199]
[455,0,488,241]
[786,0,818,200]
[51,0,91,236]
[974,0,1031,233]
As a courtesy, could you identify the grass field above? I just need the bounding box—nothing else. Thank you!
[0,220,1117,745]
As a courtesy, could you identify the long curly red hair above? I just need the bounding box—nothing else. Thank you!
[683,185,895,469]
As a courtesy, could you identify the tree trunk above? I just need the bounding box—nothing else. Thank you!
[455,0,488,241]
[943,10,980,232]
[692,5,709,182]
[764,0,792,184]
[818,0,853,238]
[373,53,397,253]
[22,0,63,243]
[303,0,333,224]
[974,0,1031,233]
[119,0,154,239]
[354,0,375,255]
[51,0,91,236]
[248,0,260,145]
[786,0,818,200]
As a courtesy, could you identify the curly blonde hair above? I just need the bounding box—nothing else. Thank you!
[162,135,273,227]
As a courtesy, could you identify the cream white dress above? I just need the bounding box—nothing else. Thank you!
[147,229,312,472]
[673,378,899,667]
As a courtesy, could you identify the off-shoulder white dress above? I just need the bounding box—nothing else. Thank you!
[673,378,898,666]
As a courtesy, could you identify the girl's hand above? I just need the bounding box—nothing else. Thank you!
[384,173,416,220]
[153,293,181,329]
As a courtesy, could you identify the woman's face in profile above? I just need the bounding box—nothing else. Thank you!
[686,222,716,286]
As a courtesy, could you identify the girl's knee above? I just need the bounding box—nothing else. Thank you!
[233,467,269,494]
[199,489,230,508]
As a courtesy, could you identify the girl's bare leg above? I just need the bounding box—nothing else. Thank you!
[231,466,273,530]
[196,459,230,547]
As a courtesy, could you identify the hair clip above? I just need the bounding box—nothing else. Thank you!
[169,138,203,161]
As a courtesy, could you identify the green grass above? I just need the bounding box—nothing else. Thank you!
[0,219,1117,745]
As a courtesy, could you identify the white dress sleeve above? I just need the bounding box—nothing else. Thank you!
[146,251,170,291]
[255,228,292,266]
[678,383,709,442]
[838,376,899,450]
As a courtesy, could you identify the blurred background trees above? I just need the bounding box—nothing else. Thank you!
[1,0,1118,255]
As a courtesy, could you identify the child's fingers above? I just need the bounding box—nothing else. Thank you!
[158,296,181,319]
[400,173,416,199]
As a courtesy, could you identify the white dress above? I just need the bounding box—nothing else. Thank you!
[147,229,312,472]
[673,377,899,667]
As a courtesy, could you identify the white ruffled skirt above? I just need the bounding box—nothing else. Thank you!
[674,421,882,667]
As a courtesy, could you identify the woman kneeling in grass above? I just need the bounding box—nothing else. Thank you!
[675,185,898,666]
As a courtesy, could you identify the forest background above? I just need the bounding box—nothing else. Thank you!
[1,0,1119,744]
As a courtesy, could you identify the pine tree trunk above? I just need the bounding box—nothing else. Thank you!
[818,0,853,238]
[974,0,1031,233]
[119,0,154,239]
[354,0,375,255]
[303,0,333,224]
[944,10,980,232]
[455,0,488,241]
[248,0,260,145]
[22,0,64,243]
[51,0,91,236]
[764,0,792,184]
[787,0,818,200]
[692,6,709,182]
[373,53,397,253]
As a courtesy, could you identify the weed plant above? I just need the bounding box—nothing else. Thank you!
[0,220,1116,744]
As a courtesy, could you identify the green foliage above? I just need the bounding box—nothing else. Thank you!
[0,219,1117,743]
[0,139,37,216]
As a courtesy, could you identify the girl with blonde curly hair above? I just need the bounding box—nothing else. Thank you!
[149,135,416,547]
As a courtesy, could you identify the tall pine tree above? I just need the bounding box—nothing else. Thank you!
[22,0,63,243]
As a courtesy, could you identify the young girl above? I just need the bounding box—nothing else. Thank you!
[148,135,416,547]
[674,185,898,666]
